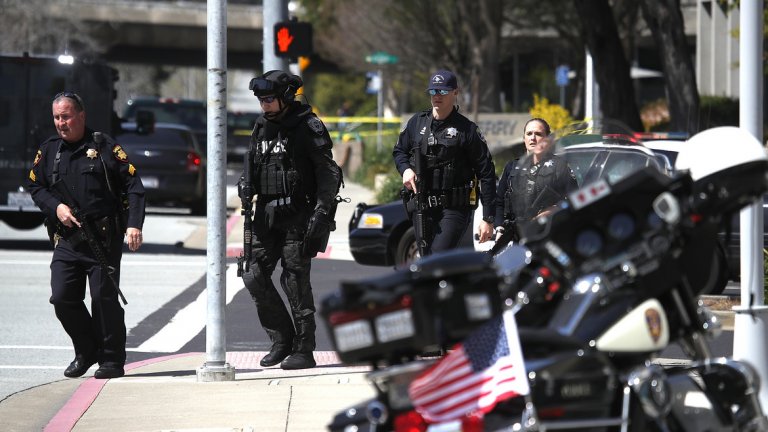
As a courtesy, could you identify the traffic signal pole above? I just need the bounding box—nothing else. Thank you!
[264,0,289,72]
[733,0,767,409]
[198,0,235,382]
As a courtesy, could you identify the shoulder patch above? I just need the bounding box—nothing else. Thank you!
[33,149,42,167]
[476,127,487,143]
[306,116,326,135]
[113,145,129,163]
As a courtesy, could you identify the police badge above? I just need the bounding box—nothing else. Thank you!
[86,148,98,159]
[446,127,458,138]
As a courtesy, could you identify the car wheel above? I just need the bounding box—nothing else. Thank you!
[395,227,420,267]
[190,199,207,216]
[2,213,45,230]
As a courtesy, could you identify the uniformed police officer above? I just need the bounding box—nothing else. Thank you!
[28,92,145,379]
[393,70,496,256]
[494,118,577,238]
[241,70,341,370]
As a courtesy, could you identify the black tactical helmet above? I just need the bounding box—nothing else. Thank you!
[249,70,303,103]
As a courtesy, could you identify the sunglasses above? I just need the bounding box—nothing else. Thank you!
[53,91,84,110]
[428,89,452,96]
[258,96,277,103]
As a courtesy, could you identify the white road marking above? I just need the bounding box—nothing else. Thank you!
[135,265,243,353]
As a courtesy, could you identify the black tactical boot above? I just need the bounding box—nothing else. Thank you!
[260,344,292,367]
[280,351,316,370]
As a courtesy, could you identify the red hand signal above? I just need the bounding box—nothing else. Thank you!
[277,27,294,52]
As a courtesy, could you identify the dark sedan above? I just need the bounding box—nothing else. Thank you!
[116,122,206,215]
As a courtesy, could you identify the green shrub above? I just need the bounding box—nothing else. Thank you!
[375,172,404,204]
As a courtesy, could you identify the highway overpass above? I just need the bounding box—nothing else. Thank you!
[45,0,267,69]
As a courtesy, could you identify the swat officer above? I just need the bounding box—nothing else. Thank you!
[393,70,496,256]
[494,118,577,238]
[28,92,145,379]
[240,70,341,370]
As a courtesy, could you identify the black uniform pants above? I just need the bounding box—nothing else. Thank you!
[418,207,472,255]
[241,228,316,353]
[49,236,126,366]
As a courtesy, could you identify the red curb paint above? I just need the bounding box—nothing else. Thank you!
[44,353,200,432]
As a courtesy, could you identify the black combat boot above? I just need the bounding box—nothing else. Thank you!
[280,351,316,370]
[260,343,292,367]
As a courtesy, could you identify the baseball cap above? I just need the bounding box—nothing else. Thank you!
[427,70,458,91]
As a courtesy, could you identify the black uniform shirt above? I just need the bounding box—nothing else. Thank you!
[495,153,577,223]
[28,129,146,230]
[392,108,496,218]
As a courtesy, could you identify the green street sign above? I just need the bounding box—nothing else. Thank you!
[366,51,399,65]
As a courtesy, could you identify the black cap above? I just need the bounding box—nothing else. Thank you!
[427,70,458,91]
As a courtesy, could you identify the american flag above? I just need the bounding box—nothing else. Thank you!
[408,310,529,423]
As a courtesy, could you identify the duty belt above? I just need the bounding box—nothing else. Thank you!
[407,193,459,211]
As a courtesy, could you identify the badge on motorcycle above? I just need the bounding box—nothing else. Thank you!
[86,148,98,159]
[113,145,129,163]
[644,308,662,343]
[446,127,458,138]
[307,117,325,135]
[33,150,42,166]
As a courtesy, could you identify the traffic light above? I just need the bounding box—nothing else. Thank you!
[274,21,313,58]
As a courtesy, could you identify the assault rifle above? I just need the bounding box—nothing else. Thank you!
[412,147,429,257]
[488,219,520,256]
[52,180,128,305]
[237,148,254,277]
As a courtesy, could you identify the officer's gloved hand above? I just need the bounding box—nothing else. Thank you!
[303,207,333,257]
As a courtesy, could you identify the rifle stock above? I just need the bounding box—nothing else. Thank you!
[51,181,128,305]
[237,149,254,277]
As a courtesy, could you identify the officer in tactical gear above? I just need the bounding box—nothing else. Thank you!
[494,118,577,237]
[28,92,145,379]
[240,70,341,370]
[393,70,496,256]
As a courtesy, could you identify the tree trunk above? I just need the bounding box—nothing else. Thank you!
[639,0,700,134]
[574,0,643,131]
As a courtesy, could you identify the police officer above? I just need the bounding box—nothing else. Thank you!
[28,92,145,379]
[393,70,496,256]
[494,118,577,237]
[241,70,341,370]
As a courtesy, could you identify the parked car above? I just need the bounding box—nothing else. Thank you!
[349,138,671,268]
[116,120,206,215]
[123,97,207,152]
[227,111,260,164]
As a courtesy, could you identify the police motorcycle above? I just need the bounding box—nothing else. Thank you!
[321,122,768,431]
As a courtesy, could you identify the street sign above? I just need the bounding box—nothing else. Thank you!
[556,65,570,87]
[366,51,399,65]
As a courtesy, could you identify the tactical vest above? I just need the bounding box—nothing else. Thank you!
[408,115,476,209]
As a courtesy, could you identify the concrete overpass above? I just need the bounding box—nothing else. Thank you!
[45,0,266,69]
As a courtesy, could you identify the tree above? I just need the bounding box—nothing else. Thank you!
[300,0,504,115]
[573,0,643,131]
[639,0,700,134]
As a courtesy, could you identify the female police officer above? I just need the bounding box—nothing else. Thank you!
[240,70,341,370]
[494,118,577,240]
[393,70,496,257]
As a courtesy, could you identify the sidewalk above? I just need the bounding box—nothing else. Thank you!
[0,181,379,432]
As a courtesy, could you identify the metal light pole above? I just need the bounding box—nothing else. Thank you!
[263,0,288,72]
[733,0,767,409]
[198,0,235,382]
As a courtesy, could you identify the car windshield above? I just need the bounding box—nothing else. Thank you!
[118,127,196,150]
[124,101,207,130]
